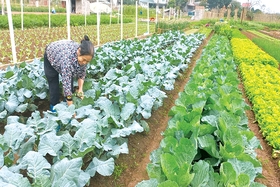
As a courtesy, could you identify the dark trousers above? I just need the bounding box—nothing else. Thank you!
[44,52,60,106]
[44,52,74,106]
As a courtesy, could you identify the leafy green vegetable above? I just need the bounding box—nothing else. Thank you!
[0,31,206,186]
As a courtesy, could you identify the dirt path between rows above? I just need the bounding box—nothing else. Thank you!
[89,32,213,187]
[240,80,280,187]
[241,30,280,187]
[89,31,280,187]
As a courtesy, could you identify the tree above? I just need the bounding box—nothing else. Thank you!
[229,1,242,17]
[260,4,266,12]
[176,0,187,11]
[230,0,241,9]
[246,0,261,11]
[168,0,175,8]
[207,0,232,9]
[253,9,263,14]
[240,0,262,21]
[167,0,187,13]
[199,0,208,7]
[123,0,135,5]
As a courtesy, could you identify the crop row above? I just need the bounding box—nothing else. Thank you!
[0,22,155,65]
[0,31,205,186]
[231,37,280,151]
[247,31,280,63]
[248,30,280,44]
[136,34,263,186]
[0,14,130,29]
[231,38,278,68]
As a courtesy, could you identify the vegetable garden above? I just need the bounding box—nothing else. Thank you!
[1,16,280,187]
[0,22,156,65]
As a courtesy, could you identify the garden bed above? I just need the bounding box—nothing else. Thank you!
[1,28,280,187]
[89,31,280,187]
[259,30,280,40]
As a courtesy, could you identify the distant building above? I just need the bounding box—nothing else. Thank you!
[60,0,90,14]
[139,0,168,8]
[186,0,202,15]
[26,0,109,14]
[32,0,200,15]
[242,2,251,8]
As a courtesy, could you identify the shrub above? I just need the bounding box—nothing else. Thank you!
[214,22,232,39]
[0,14,132,29]
[156,20,190,34]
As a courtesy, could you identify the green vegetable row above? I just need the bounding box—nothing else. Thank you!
[231,34,280,151]
[0,31,205,186]
[136,34,263,186]
[0,14,132,29]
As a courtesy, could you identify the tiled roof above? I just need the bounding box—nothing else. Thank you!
[242,3,251,8]
[139,0,155,3]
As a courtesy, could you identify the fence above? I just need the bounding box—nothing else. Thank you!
[253,13,280,23]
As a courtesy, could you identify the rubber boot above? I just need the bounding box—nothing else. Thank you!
[50,104,57,113]
[56,124,61,132]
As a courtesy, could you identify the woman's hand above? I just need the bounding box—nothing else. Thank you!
[76,91,84,99]
[67,100,73,106]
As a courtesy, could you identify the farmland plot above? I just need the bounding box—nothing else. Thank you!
[230,37,280,183]
[136,34,264,187]
[0,26,280,187]
[0,23,155,65]
[91,30,280,187]
[241,30,280,63]
[0,31,205,186]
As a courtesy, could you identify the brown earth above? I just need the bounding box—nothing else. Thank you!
[89,31,280,187]
[242,30,259,40]
[242,29,280,41]
[89,32,211,187]
[260,30,280,40]
[241,30,280,187]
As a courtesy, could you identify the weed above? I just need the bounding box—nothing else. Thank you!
[134,161,139,167]
[113,163,127,180]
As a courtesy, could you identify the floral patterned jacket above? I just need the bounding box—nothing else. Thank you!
[46,40,86,97]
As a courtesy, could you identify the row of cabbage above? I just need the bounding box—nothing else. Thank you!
[136,35,264,187]
[231,37,280,152]
[0,31,204,120]
[0,31,205,186]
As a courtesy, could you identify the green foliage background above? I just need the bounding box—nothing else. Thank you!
[0,14,132,29]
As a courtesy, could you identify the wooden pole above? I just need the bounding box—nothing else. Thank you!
[241,7,244,24]
[120,0,123,40]
[135,0,138,37]
[147,2,149,34]
[6,0,17,64]
[1,0,4,15]
[97,0,100,45]
[84,0,87,26]
[66,0,71,40]
[48,0,51,28]
[20,0,23,30]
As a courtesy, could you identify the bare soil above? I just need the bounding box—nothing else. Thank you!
[260,30,280,40]
[89,33,210,187]
[242,30,259,40]
[89,31,280,187]
[241,30,280,187]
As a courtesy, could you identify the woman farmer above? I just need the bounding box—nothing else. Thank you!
[44,35,94,112]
